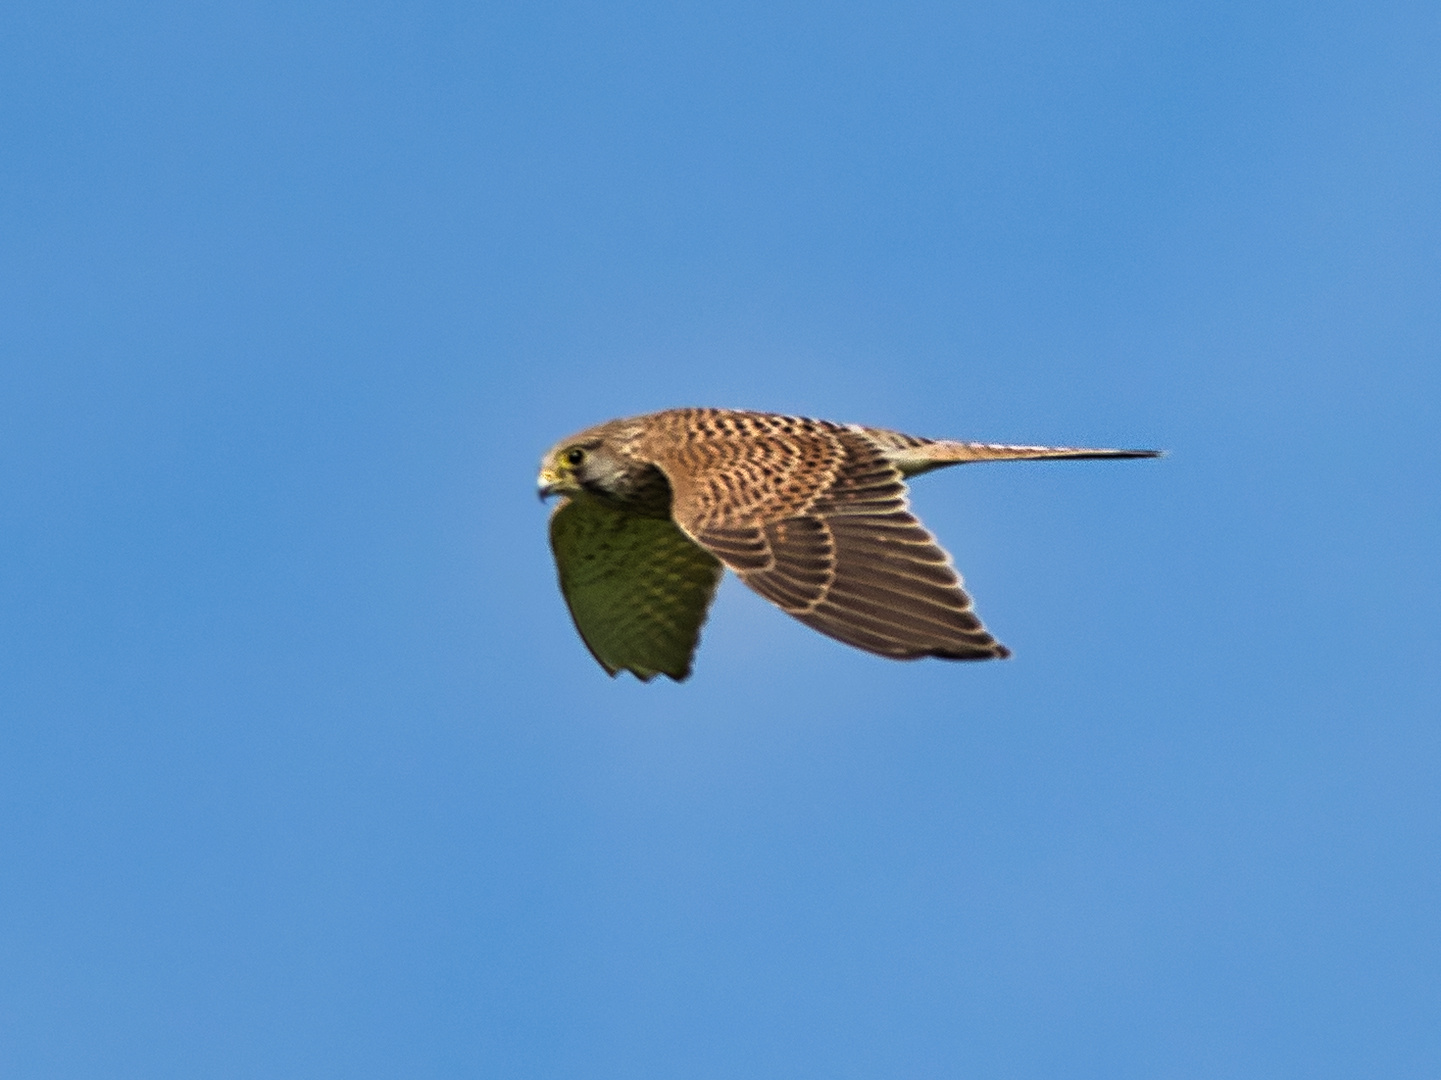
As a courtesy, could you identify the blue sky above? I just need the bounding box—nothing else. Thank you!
[3,1,1438,1076]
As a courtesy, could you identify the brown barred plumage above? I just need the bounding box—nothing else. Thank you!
[538,407,1159,682]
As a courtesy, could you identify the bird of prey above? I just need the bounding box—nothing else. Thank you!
[537,407,1159,682]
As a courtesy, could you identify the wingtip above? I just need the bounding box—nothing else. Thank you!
[926,641,1012,661]
[619,664,694,683]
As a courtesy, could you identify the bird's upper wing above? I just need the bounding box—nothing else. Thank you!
[549,495,723,681]
[659,420,1009,661]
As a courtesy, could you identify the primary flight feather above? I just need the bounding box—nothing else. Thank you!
[538,407,1159,681]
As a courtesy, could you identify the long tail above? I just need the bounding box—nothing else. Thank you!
[860,427,1163,477]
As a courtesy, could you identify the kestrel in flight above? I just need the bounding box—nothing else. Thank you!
[538,407,1159,681]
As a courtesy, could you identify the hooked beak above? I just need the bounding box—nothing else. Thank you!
[537,466,563,501]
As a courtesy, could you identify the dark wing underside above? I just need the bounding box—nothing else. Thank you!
[549,496,723,681]
[692,432,1009,661]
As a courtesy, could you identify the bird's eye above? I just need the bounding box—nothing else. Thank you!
[566,447,586,467]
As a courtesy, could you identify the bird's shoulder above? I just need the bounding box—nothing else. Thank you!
[629,408,871,527]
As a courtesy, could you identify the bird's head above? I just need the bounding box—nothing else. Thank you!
[537,423,640,502]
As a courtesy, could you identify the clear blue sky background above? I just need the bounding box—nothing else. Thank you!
[3,1,1438,1076]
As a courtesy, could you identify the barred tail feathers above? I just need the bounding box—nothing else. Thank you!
[857,427,1162,477]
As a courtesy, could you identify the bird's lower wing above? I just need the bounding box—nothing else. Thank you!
[549,497,723,682]
[706,511,1010,661]
[691,436,1009,661]
[793,511,1008,660]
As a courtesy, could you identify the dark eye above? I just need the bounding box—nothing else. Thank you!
[566,447,586,466]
